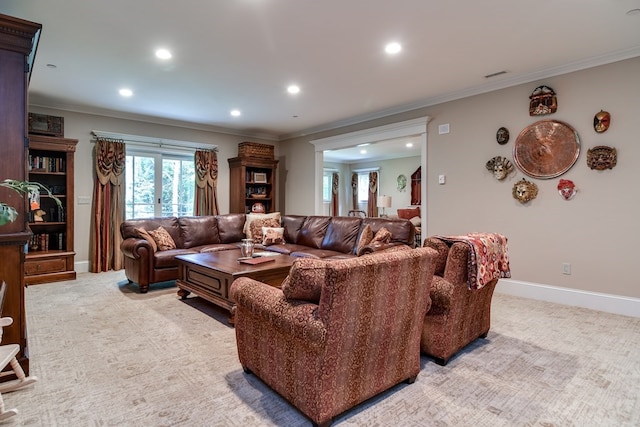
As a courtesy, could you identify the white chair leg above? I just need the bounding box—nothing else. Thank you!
[0,392,17,421]
[0,358,37,393]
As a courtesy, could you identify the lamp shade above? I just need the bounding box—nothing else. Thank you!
[377,195,392,208]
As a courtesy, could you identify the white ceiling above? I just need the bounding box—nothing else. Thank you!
[2,1,640,160]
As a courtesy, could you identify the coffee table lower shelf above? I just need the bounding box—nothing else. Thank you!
[176,250,293,324]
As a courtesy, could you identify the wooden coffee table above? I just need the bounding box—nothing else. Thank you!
[176,249,295,324]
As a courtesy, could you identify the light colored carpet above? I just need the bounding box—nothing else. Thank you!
[3,271,639,426]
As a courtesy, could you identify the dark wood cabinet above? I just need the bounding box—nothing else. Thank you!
[25,135,77,285]
[0,13,42,376]
[228,157,278,214]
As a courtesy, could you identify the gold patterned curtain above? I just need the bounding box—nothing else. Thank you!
[90,137,126,272]
[351,172,358,210]
[194,149,219,215]
[367,171,378,217]
[331,172,339,216]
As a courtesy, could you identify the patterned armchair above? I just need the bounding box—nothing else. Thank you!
[421,234,510,365]
[230,247,437,427]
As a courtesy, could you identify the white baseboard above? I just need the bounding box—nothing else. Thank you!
[496,279,640,318]
[75,260,90,274]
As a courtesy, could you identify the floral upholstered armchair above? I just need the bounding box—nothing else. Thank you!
[421,234,510,365]
[230,247,437,427]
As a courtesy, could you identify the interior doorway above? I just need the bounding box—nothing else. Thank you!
[310,117,429,233]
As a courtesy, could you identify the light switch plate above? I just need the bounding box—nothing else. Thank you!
[438,174,446,184]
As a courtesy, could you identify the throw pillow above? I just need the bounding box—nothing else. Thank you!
[249,218,281,243]
[134,227,158,252]
[282,258,326,303]
[147,226,176,251]
[356,224,373,255]
[409,216,421,227]
[370,227,392,244]
[244,212,281,240]
[262,227,285,246]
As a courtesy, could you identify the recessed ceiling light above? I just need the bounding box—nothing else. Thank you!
[287,85,300,94]
[385,42,402,54]
[357,143,370,147]
[230,109,241,117]
[406,142,413,148]
[119,88,133,97]
[155,48,172,60]
[46,63,57,69]
[360,149,367,154]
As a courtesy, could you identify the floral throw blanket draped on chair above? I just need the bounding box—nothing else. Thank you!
[434,233,510,290]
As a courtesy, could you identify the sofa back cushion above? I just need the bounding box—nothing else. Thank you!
[297,216,331,249]
[281,215,306,244]
[363,217,414,246]
[120,217,182,247]
[321,217,362,253]
[179,216,220,248]
[216,213,246,243]
[281,258,327,303]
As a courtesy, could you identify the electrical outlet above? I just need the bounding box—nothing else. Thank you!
[562,262,571,275]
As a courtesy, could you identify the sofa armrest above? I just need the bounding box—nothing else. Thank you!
[121,237,155,259]
[230,277,326,346]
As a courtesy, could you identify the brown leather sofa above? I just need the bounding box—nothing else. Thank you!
[120,214,415,293]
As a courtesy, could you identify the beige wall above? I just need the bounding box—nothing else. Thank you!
[26,108,275,271]
[28,57,639,306]
[281,57,640,300]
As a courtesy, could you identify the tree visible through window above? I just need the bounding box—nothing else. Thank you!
[125,151,195,219]
[357,173,369,203]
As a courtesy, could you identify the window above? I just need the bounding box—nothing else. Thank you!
[322,170,333,202]
[125,151,195,219]
[357,173,370,203]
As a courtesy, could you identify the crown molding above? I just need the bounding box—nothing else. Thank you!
[280,46,640,141]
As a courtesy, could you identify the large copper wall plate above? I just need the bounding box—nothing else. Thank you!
[513,120,580,179]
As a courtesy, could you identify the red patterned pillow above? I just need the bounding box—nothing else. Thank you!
[147,226,176,251]
[249,218,281,243]
[134,227,158,252]
[262,227,285,246]
[370,227,392,244]
[281,258,326,303]
[356,224,373,255]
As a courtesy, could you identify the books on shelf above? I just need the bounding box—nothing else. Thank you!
[28,232,64,252]
[28,154,65,172]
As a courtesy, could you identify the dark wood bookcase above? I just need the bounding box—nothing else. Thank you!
[228,156,278,214]
[0,13,42,376]
[25,134,77,285]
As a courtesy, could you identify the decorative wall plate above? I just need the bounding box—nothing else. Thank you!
[513,120,580,179]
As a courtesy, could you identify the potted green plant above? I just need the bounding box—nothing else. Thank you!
[0,179,61,226]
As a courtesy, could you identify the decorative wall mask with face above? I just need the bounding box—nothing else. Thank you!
[485,156,514,180]
[557,179,577,200]
[587,146,617,170]
[593,110,611,133]
[512,178,538,203]
[529,85,558,116]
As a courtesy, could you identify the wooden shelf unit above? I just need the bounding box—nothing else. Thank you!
[0,13,43,376]
[228,156,278,214]
[25,134,77,285]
